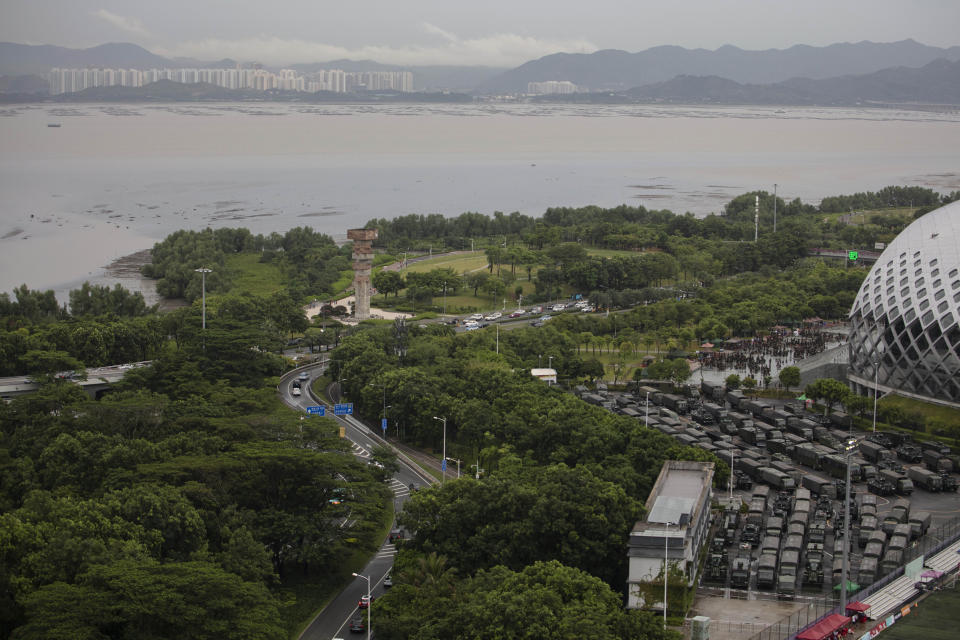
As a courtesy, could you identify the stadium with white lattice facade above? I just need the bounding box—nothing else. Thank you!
[847,201,960,409]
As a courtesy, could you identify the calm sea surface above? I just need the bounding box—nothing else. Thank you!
[1,102,958,298]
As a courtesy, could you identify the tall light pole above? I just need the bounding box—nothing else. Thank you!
[352,572,371,640]
[433,416,447,483]
[442,281,447,316]
[645,391,650,427]
[872,359,880,433]
[840,438,857,611]
[729,449,736,502]
[194,267,212,330]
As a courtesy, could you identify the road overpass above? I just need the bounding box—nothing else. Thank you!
[0,362,151,401]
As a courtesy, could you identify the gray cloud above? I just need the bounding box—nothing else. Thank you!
[92,9,151,38]
[155,28,598,67]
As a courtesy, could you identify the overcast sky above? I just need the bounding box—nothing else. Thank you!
[3,0,958,67]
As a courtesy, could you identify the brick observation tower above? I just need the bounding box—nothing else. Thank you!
[347,228,377,321]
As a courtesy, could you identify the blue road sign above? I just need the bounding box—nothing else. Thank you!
[306,406,325,416]
[334,403,354,416]
[381,418,388,432]
[441,459,447,471]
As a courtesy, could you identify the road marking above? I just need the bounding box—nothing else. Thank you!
[351,442,370,458]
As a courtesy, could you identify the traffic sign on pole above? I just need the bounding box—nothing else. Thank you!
[441,459,447,471]
[381,418,388,432]
[334,403,354,416]
[306,406,325,416]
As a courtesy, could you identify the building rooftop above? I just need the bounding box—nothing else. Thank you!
[632,460,714,535]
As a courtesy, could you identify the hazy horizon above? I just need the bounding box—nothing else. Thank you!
[1,0,958,68]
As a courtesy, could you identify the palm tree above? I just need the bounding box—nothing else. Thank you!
[398,551,457,592]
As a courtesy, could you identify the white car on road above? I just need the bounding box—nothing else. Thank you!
[484,312,502,321]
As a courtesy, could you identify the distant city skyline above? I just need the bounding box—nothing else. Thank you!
[1,0,958,68]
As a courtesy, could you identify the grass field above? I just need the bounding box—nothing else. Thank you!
[224,253,286,296]
[880,394,960,428]
[400,252,489,274]
[880,582,960,640]
[587,248,644,258]
[818,207,916,225]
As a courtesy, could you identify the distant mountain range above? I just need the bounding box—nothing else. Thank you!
[2,39,959,105]
[484,39,960,92]
[612,58,960,106]
[0,42,236,76]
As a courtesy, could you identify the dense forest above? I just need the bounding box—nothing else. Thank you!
[0,297,390,638]
[0,185,952,638]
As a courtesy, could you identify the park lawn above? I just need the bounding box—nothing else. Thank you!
[880,585,959,640]
[224,253,286,296]
[371,279,539,315]
[401,252,489,274]
[587,248,644,258]
[880,394,960,430]
[818,207,916,225]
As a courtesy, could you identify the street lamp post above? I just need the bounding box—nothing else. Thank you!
[352,572,371,640]
[194,267,212,330]
[729,449,736,502]
[840,438,857,611]
[872,359,880,433]
[446,457,461,478]
[433,416,447,483]
[645,391,650,427]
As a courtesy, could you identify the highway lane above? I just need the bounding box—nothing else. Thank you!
[278,363,434,640]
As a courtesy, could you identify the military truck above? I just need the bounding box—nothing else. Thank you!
[908,466,944,492]
[706,552,728,582]
[757,553,778,590]
[730,555,751,588]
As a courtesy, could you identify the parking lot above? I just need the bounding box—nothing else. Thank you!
[581,382,960,611]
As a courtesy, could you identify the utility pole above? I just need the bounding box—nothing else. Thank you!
[433,416,447,483]
[195,267,212,330]
[754,195,759,242]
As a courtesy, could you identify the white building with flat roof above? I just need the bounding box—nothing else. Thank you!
[530,368,557,384]
[627,460,714,610]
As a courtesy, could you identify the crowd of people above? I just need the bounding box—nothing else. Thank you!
[699,326,846,380]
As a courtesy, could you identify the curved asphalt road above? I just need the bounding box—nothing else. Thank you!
[278,363,434,640]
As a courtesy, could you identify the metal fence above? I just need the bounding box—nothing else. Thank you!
[743,593,839,640]
[684,618,769,636]
[745,513,960,640]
